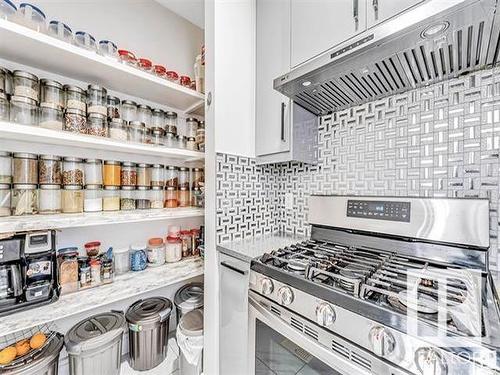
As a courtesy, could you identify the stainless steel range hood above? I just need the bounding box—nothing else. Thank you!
[274,0,500,116]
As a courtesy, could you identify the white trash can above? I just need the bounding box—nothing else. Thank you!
[176,309,203,375]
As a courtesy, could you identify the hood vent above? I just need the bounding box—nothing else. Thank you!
[274,0,499,116]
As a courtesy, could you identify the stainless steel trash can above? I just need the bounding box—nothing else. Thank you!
[178,309,204,375]
[125,296,172,371]
[174,282,204,323]
[65,312,125,375]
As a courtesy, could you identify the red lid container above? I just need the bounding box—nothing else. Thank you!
[154,64,167,76]
[118,49,137,65]
[180,76,191,87]
[138,58,153,71]
[166,235,181,244]
[166,70,179,82]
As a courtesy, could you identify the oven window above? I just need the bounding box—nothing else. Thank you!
[255,320,340,375]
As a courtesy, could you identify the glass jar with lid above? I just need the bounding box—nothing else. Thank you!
[147,238,165,266]
[164,131,177,148]
[136,163,151,187]
[165,236,182,263]
[108,118,128,141]
[151,127,164,145]
[196,127,205,148]
[137,105,152,129]
[16,3,46,33]
[62,185,84,213]
[0,184,10,217]
[152,109,165,128]
[150,187,164,209]
[57,248,79,294]
[84,159,102,185]
[47,20,73,43]
[87,113,107,137]
[103,160,121,186]
[0,68,5,94]
[10,96,38,126]
[102,186,120,211]
[12,184,38,215]
[165,187,178,208]
[0,152,12,184]
[129,121,146,143]
[165,166,178,188]
[144,128,152,144]
[121,100,137,123]
[90,258,101,286]
[63,157,84,185]
[84,185,102,212]
[0,92,9,121]
[165,111,177,131]
[120,186,136,210]
[87,85,107,116]
[39,185,61,214]
[13,70,39,101]
[150,164,164,187]
[101,258,113,284]
[178,188,190,207]
[107,95,120,120]
[192,168,204,190]
[4,68,12,97]
[39,155,61,185]
[64,108,86,134]
[178,167,190,189]
[13,153,38,184]
[64,85,87,112]
[177,135,187,149]
[186,117,198,138]
[40,79,64,108]
[186,137,197,151]
[39,102,63,130]
[136,187,151,209]
[198,120,205,129]
[98,40,118,59]
[120,162,137,186]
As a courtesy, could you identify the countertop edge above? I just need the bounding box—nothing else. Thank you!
[217,244,253,263]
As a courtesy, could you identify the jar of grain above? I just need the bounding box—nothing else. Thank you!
[13,153,38,184]
[165,166,178,188]
[12,184,38,215]
[150,186,164,209]
[84,185,102,212]
[150,164,164,187]
[0,184,11,217]
[165,187,178,208]
[87,113,107,137]
[107,95,120,120]
[62,185,84,213]
[13,70,39,101]
[120,186,136,210]
[63,157,84,185]
[186,117,198,138]
[64,85,87,112]
[87,85,107,116]
[64,108,86,134]
[178,187,190,207]
[103,160,121,186]
[39,184,61,214]
[84,159,102,185]
[108,118,128,141]
[39,102,63,130]
[121,100,137,122]
[136,163,151,187]
[137,104,152,129]
[128,121,146,143]
[0,152,12,184]
[10,96,38,126]
[102,186,120,211]
[39,155,61,184]
[40,79,64,108]
[120,162,137,186]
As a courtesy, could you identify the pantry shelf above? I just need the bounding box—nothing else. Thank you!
[0,122,205,165]
[0,207,204,233]
[0,19,204,113]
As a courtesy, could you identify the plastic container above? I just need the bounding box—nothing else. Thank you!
[84,241,100,257]
[174,282,204,323]
[63,157,84,185]
[0,0,17,20]
[84,159,102,185]
[166,236,182,262]
[40,79,64,108]
[152,109,165,128]
[11,184,38,215]
[180,76,191,88]
[39,102,63,130]
[137,105,152,129]
[10,95,38,126]
[48,20,73,43]
[178,309,204,375]
[165,187,178,208]
[13,152,38,184]
[114,247,130,275]
[64,108,87,133]
[153,65,167,78]
[65,85,87,112]
[0,184,10,217]
[87,113,107,136]
[62,185,84,213]
[75,31,97,51]
[129,243,147,271]
[39,184,61,214]
[84,185,102,212]
[87,85,107,116]
[136,187,150,209]
[150,164,164,187]
[98,40,118,59]
[0,152,11,184]
[120,186,136,210]
[118,49,137,66]
[103,160,121,186]
[150,186,164,209]
[103,186,120,211]
[166,70,179,83]
[39,155,62,184]
[138,58,153,72]
[0,92,9,121]
[57,247,79,294]
[107,95,120,120]
[16,3,46,32]
[147,237,166,267]
[129,121,145,143]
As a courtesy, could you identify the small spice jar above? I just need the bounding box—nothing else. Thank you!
[0,92,9,121]
[180,230,192,257]
[101,258,113,284]
[39,185,62,214]
[90,258,101,286]
[64,108,86,133]
[165,111,178,130]
[121,162,137,186]
[147,237,166,267]
[13,70,39,101]
[136,187,151,209]
[0,184,11,217]
[186,137,197,151]
[136,163,151,187]
[11,184,38,215]
[84,159,103,185]
[39,102,63,130]
[64,85,87,112]
[107,95,120,120]
[78,257,91,289]
[165,236,182,263]
[164,131,177,148]
[192,168,204,190]
[150,164,164,187]
[120,186,136,210]
[128,121,146,143]
[179,167,190,189]
[13,153,38,184]
[186,117,198,138]
[84,241,100,257]
[177,135,187,149]
[87,85,107,116]
[165,166,178,188]
[121,100,137,123]
[178,187,190,207]
[0,152,11,184]
[84,185,102,212]
[102,186,120,211]
[165,187,178,208]
[63,157,84,185]
[152,109,165,128]
[150,187,164,209]
[40,79,64,108]
[137,104,152,129]
[103,160,121,186]
[87,113,107,137]
[108,118,128,141]
[118,49,137,66]
[62,185,84,213]
[39,155,62,184]
[151,127,164,145]
[10,96,38,126]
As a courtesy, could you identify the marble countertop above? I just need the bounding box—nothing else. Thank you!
[217,232,308,263]
[0,257,203,337]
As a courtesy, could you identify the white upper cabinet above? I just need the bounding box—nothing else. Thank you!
[290,0,367,68]
[366,0,424,28]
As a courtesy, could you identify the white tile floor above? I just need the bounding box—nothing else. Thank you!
[121,337,180,375]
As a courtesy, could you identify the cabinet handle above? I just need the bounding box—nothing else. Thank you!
[281,102,286,142]
[353,0,359,30]
[373,0,379,21]
[221,261,247,275]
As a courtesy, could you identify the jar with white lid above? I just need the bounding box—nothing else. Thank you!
[165,236,182,263]
[136,163,151,187]
[150,164,164,187]
[179,167,190,189]
[40,79,64,108]
[39,184,61,214]
[39,155,61,185]
[108,118,128,141]
[75,31,97,51]
[63,157,84,186]
[103,186,120,211]
[0,152,12,184]
[84,185,102,212]
[164,132,176,148]
[10,96,38,126]
[151,127,164,145]
[186,117,198,138]
[121,100,137,122]
[137,104,152,129]
[120,186,136,210]
[121,162,137,186]
[64,108,86,134]
[136,187,151,209]
[84,159,102,185]
[62,185,84,213]
[15,3,46,33]
[129,121,145,143]
[13,70,39,101]
[13,153,38,184]
[107,95,120,120]
[64,85,87,112]
[177,135,187,149]
[152,109,164,128]
[186,137,197,151]
[165,111,178,128]
[87,113,107,137]
[39,102,63,130]
[12,184,38,215]
[150,187,164,209]
[48,20,73,43]
[87,85,107,116]
[0,184,10,217]
[0,92,9,121]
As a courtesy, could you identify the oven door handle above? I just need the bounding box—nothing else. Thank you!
[11,265,23,297]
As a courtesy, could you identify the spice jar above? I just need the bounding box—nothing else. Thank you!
[177,135,187,149]
[180,230,192,257]
[147,238,166,267]
[12,184,38,215]
[87,113,107,137]
[0,68,5,93]
[90,258,101,286]
[107,95,120,119]
[129,121,146,143]
[150,164,164,187]
[152,109,164,128]
[62,185,84,213]
[103,186,120,211]
[84,159,102,185]
[137,104,152,128]
[63,157,84,185]
[178,187,190,207]
[165,187,178,208]
[39,102,63,130]
[166,70,179,83]
[120,162,137,186]
[186,137,197,151]
[121,100,137,122]
[136,187,151,209]
[0,184,11,217]
[120,186,136,210]
[40,79,64,108]
[165,166,178,188]
[75,31,97,51]
[192,168,204,190]
[179,167,190,189]
[180,76,191,88]
[164,131,177,148]
[64,108,86,133]
[13,70,39,101]
[10,96,38,126]
[151,127,164,145]
[39,155,62,184]
[101,258,113,284]
[165,236,182,263]
[130,244,147,271]
[186,117,198,138]
[39,185,62,214]
[196,128,205,148]
[165,111,178,129]
[13,153,38,184]
[108,118,128,141]
[103,160,121,186]
[87,85,107,116]
[0,152,12,184]
[84,241,100,257]
[136,163,151,187]
[78,257,91,289]
[84,185,102,212]
[138,58,153,72]
[145,128,152,144]
[153,65,166,77]
[0,92,9,121]
[64,85,87,112]
[191,229,201,256]
[57,248,79,294]
[150,186,164,209]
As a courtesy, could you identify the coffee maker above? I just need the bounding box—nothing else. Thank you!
[0,230,59,316]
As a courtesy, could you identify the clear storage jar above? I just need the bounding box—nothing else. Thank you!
[12,184,38,215]
[118,50,137,66]
[151,127,164,145]
[0,0,16,20]
[120,186,136,210]
[186,137,197,151]
[13,70,39,101]
[177,135,187,149]
[136,187,150,209]
[113,247,129,275]
[147,238,165,266]
[64,108,86,134]
[150,164,164,187]
[137,104,152,129]
[178,187,190,207]
[107,95,120,120]
[164,132,176,148]
[3,68,12,97]
[40,79,64,108]
[108,118,128,141]
[121,100,137,122]
[48,20,73,43]
[180,230,192,257]
[16,3,46,33]
[165,187,178,208]
[165,111,177,128]
[186,117,198,138]
[87,85,107,116]
[180,76,191,88]
[62,157,84,185]
[129,121,145,143]
[165,166,178,188]
[87,113,107,137]
[120,162,137,186]
[196,128,205,147]
[136,163,150,187]
[75,31,97,52]
[144,128,152,144]
[102,186,120,211]
[0,152,12,184]
[84,159,102,185]
[165,236,182,263]
[152,109,164,128]
[166,70,179,83]
[10,96,38,126]
[101,258,113,284]
[138,58,152,72]
[153,64,166,77]
[179,167,190,189]
[150,186,164,209]
[84,185,102,212]
[192,168,204,190]
[39,102,63,130]
[0,184,11,217]
[39,155,61,185]
[13,153,38,184]
[98,40,118,59]
[62,185,84,213]
[39,184,61,214]
[0,92,9,121]
[90,258,101,286]
[64,85,87,112]
[103,160,121,186]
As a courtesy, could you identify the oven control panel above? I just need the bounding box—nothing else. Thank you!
[347,200,410,222]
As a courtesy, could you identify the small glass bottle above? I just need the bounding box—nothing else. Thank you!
[186,117,199,138]
[39,102,63,130]
[177,135,187,149]
[62,185,84,213]
[151,127,164,145]
[165,111,178,129]
[87,113,107,137]
[90,258,101,286]
[152,108,165,128]
[87,85,107,116]
[39,155,62,185]
[128,121,146,143]
[64,85,87,112]
[39,184,62,214]
[40,79,64,108]
[179,167,190,189]
[186,137,197,151]
[150,164,164,187]
[10,96,38,126]
[121,162,137,186]
[101,258,113,284]
[120,186,136,210]
[165,166,178,189]
[121,100,137,122]
[164,131,177,148]
[192,168,204,190]
[84,159,103,185]
[63,157,84,185]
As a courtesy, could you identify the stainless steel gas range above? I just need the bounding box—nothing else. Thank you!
[248,196,500,375]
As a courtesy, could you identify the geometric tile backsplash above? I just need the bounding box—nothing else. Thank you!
[217,67,500,267]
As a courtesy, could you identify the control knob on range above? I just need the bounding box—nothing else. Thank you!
[369,326,395,357]
[315,302,336,327]
[415,348,447,375]
[260,277,274,295]
[277,286,294,305]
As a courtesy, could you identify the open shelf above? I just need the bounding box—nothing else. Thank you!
[0,19,204,113]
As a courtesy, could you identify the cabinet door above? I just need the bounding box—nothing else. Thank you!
[291,0,366,68]
[256,0,291,157]
[367,0,424,28]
